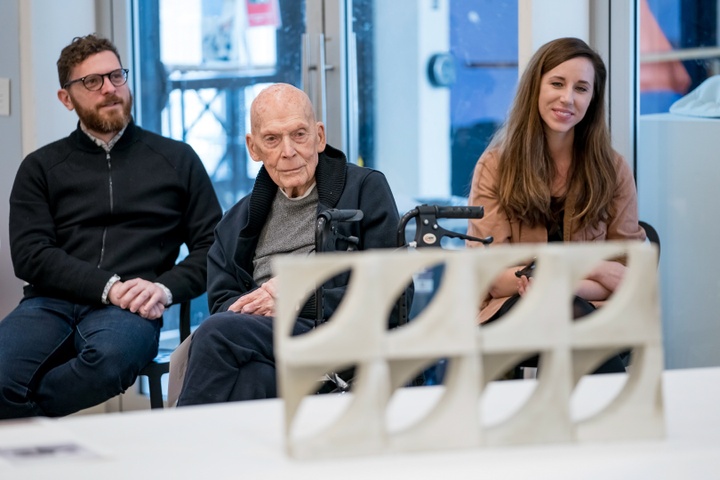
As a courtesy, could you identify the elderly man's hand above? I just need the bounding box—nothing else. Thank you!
[228,278,277,316]
[108,278,167,320]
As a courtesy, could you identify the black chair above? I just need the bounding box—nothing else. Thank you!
[639,220,661,259]
[618,220,660,369]
[312,205,491,392]
[138,300,192,409]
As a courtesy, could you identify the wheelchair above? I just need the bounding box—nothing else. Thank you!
[313,204,492,392]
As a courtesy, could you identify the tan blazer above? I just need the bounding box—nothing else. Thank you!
[467,150,646,323]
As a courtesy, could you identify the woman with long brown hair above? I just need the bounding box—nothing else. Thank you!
[467,37,645,372]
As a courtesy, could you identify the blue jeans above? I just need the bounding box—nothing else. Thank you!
[0,297,160,418]
[177,312,314,406]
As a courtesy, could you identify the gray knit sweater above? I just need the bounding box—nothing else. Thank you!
[252,185,318,285]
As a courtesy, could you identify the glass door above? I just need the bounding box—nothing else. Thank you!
[129,0,518,335]
[132,0,518,216]
[135,0,306,210]
[303,0,355,161]
[301,0,519,203]
[132,0,308,334]
[634,0,720,369]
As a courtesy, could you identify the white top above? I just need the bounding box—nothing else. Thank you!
[0,367,718,479]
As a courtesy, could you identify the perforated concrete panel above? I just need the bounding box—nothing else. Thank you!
[273,242,663,459]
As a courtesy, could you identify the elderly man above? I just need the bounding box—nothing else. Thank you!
[0,34,221,418]
[177,83,402,405]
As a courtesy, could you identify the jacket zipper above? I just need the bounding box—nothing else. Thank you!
[97,152,114,268]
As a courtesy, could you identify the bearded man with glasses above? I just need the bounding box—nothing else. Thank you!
[0,34,222,418]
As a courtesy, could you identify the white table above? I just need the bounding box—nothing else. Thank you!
[1,367,719,479]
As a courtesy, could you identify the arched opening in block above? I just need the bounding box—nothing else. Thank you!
[286,361,359,442]
[384,356,453,434]
[314,363,358,395]
[569,252,632,375]
[401,260,446,323]
[309,267,353,328]
[569,255,627,322]
[481,350,545,383]
[480,365,538,428]
[393,259,450,383]
[478,255,538,380]
[478,255,537,326]
[570,347,632,422]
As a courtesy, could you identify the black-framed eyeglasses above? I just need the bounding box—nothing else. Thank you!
[63,68,129,91]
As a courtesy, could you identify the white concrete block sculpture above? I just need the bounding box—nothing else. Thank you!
[273,242,663,459]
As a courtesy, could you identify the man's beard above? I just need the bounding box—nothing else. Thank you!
[73,91,133,134]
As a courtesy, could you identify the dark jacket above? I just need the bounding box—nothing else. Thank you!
[9,121,222,305]
[207,145,405,325]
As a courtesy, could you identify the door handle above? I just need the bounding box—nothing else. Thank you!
[301,33,330,125]
[348,32,359,164]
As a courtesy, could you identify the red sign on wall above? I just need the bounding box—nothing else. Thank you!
[246,0,281,28]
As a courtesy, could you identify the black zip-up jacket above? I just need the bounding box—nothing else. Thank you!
[9,121,222,305]
[207,144,410,327]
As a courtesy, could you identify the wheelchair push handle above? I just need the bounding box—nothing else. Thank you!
[397,204,493,248]
[318,208,364,223]
[315,208,364,255]
[428,205,485,219]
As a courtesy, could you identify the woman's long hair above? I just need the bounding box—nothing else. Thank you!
[490,37,617,229]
